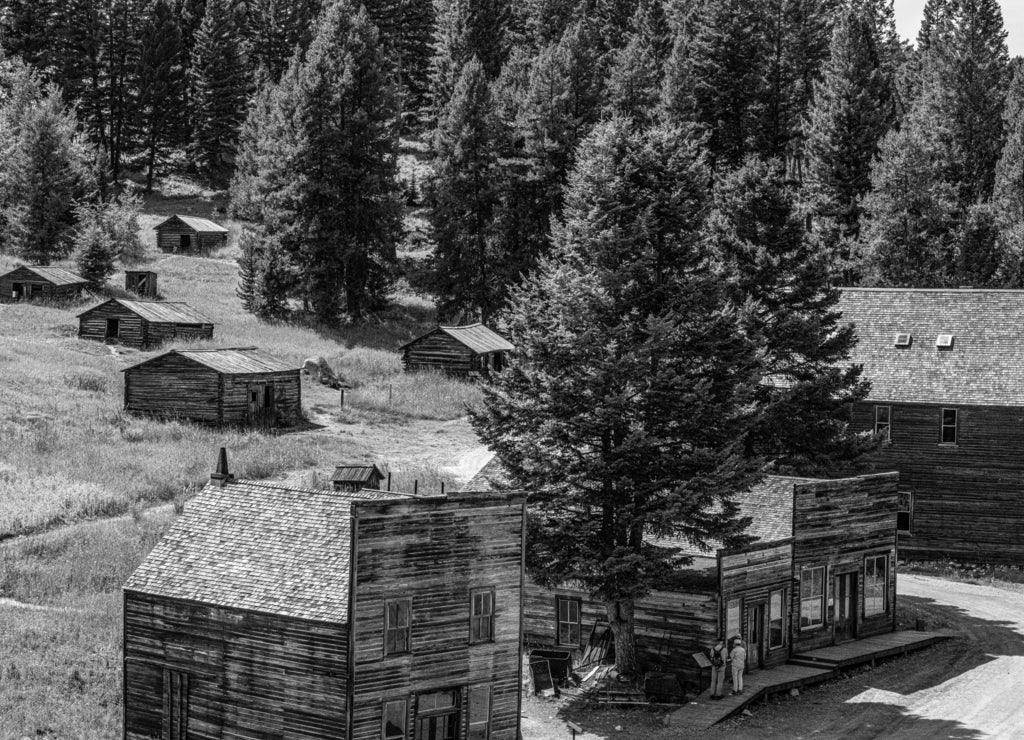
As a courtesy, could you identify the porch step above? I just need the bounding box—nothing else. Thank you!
[787,656,839,669]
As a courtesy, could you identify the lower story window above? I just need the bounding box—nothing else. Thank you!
[800,566,825,629]
[768,589,785,648]
[556,597,581,647]
[897,491,913,534]
[864,555,888,617]
[382,699,407,740]
[726,598,741,642]
[415,689,460,740]
[468,685,491,740]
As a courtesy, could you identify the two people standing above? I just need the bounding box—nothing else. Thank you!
[707,636,747,699]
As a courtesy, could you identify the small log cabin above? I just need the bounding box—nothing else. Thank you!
[122,450,526,740]
[122,347,301,427]
[399,324,514,375]
[465,459,899,687]
[332,464,386,492]
[154,215,229,254]
[0,264,88,303]
[125,270,157,298]
[77,298,213,349]
[838,288,1024,563]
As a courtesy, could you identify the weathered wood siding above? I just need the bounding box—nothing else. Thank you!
[852,401,1024,563]
[220,370,301,426]
[145,321,214,347]
[124,356,221,423]
[719,541,793,669]
[125,271,158,298]
[402,332,477,374]
[0,266,84,303]
[790,473,899,653]
[156,222,227,254]
[124,591,348,740]
[349,494,525,740]
[79,303,146,347]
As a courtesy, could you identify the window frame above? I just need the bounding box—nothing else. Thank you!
[768,589,786,649]
[874,405,891,443]
[384,597,412,656]
[940,407,958,445]
[470,588,495,644]
[864,554,889,617]
[415,688,460,740]
[725,598,741,643]
[799,566,826,630]
[555,596,582,647]
[897,490,913,534]
[382,698,408,740]
[468,685,492,740]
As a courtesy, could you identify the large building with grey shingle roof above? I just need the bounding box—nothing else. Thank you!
[838,287,1024,563]
[123,450,526,740]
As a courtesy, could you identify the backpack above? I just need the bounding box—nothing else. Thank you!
[709,645,725,667]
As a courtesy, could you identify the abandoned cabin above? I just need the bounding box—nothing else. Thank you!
[399,324,514,375]
[122,450,526,740]
[122,347,300,427]
[332,464,386,492]
[838,287,1024,564]
[154,214,229,254]
[465,459,900,689]
[125,270,157,299]
[77,299,213,349]
[0,265,88,303]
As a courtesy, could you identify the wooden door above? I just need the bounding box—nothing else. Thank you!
[247,384,265,426]
[746,602,765,671]
[833,572,857,643]
[179,234,191,251]
[105,318,119,341]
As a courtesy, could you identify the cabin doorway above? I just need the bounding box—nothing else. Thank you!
[746,602,765,671]
[179,234,191,251]
[246,383,276,427]
[833,572,857,643]
[105,318,119,341]
[11,282,23,300]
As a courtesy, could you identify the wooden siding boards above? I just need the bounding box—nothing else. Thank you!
[402,331,477,374]
[0,264,87,303]
[78,300,213,349]
[156,216,228,255]
[719,541,793,669]
[349,495,526,740]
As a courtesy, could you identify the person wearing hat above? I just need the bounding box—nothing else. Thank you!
[707,637,729,699]
[729,636,747,695]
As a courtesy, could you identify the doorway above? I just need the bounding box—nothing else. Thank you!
[105,318,119,341]
[746,602,765,671]
[833,572,857,643]
[11,282,23,300]
[246,383,276,427]
[179,234,191,251]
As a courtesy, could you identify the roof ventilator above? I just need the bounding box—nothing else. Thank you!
[936,334,954,349]
[894,332,912,348]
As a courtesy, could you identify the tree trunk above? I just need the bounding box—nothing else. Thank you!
[604,598,641,676]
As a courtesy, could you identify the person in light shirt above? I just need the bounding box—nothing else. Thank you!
[729,637,747,695]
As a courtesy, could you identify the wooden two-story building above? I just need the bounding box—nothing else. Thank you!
[466,460,899,684]
[123,451,526,740]
[838,288,1024,563]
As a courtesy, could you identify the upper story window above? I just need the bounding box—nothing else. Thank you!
[385,598,411,655]
[874,405,891,442]
[470,589,494,644]
[864,555,889,617]
[556,596,581,647]
[799,566,825,629]
[941,408,958,444]
[897,491,913,534]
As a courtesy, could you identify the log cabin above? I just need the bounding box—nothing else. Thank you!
[0,264,88,303]
[122,450,526,740]
[838,287,1024,563]
[125,270,158,298]
[121,347,301,427]
[465,459,899,687]
[154,215,229,254]
[399,324,514,375]
[332,464,386,492]
[77,298,213,349]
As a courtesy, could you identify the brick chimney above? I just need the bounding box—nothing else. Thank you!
[210,447,233,487]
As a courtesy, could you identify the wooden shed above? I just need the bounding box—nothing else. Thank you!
[77,299,213,349]
[399,323,514,374]
[154,214,229,254]
[123,450,526,740]
[331,463,386,492]
[0,265,88,303]
[124,270,157,298]
[122,347,301,427]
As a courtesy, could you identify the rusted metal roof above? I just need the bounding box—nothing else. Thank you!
[399,323,514,354]
[14,265,88,286]
[122,347,298,375]
[331,464,385,483]
[155,214,229,233]
[77,298,212,324]
[123,480,418,622]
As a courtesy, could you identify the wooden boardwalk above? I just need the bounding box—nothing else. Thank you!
[666,630,952,731]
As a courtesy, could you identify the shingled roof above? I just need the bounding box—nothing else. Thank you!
[77,298,212,324]
[838,288,1024,406]
[399,324,514,354]
[122,347,297,375]
[155,214,229,233]
[15,265,88,286]
[331,464,385,483]
[123,480,415,622]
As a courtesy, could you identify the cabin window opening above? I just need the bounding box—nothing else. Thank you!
[385,598,412,655]
[726,598,741,641]
[864,555,888,616]
[800,566,825,629]
[468,685,491,740]
[11,282,23,299]
[941,408,958,444]
[897,491,913,534]
[470,588,494,644]
[874,405,891,442]
[162,668,188,740]
[768,590,785,649]
[556,597,581,647]
[415,689,460,740]
[30,283,43,296]
[382,698,408,740]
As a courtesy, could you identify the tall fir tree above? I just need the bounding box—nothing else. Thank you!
[605,0,671,123]
[472,118,765,674]
[244,0,320,82]
[363,0,434,127]
[188,0,250,185]
[993,61,1024,284]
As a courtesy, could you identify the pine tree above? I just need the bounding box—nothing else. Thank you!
[994,61,1024,225]
[363,0,434,127]
[472,118,765,674]
[188,0,250,185]
[137,0,187,191]
[245,0,320,82]
[74,210,117,291]
[236,225,294,319]
[702,157,873,471]
[605,0,670,123]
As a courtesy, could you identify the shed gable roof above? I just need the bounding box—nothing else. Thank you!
[5,265,88,286]
[399,323,515,354]
[77,298,212,324]
[124,480,417,622]
[331,464,385,483]
[155,214,229,234]
[122,347,297,375]
[838,288,1024,406]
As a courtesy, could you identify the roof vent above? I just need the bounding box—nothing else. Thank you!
[936,334,954,349]
[894,333,912,348]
